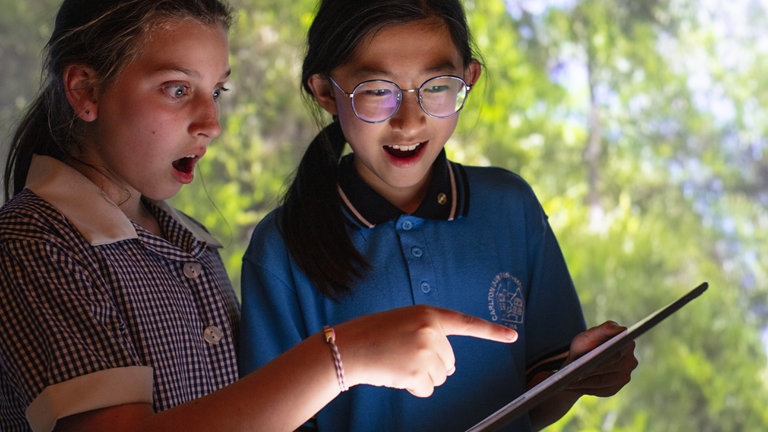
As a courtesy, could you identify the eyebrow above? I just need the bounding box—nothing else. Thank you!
[154,66,232,80]
[350,61,458,81]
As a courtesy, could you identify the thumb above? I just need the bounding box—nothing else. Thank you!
[571,321,627,357]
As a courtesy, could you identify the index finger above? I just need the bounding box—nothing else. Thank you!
[437,308,518,343]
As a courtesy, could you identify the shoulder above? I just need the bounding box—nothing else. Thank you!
[241,207,300,293]
[0,191,99,293]
[461,165,541,207]
[0,189,80,248]
[458,165,550,236]
[1,189,58,224]
[243,207,287,263]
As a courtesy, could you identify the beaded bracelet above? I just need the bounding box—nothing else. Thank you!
[323,325,349,392]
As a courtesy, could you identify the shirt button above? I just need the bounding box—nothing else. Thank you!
[411,247,423,257]
[437,193,448,205]
[420,282,432,293]
[402,220,413,230]
[183,262,203,279]
[204,325,223,345]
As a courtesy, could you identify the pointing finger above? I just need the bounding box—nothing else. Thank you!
[437,309,518,343]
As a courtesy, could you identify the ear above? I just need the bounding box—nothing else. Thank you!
[63,64,99,121]
[467,60,482,88]
[307,74,338,116]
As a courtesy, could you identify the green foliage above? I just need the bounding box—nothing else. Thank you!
[0,0,60,156]
[2,0,767,430]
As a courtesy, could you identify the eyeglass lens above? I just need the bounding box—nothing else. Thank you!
[352,76,468,122]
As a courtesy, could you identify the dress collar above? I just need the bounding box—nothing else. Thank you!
[24,155,221,248]
[337,149,470,229]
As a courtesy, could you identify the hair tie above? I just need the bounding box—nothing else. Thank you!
[323,325,348,392]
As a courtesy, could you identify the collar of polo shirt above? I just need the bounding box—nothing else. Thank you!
[337,149,471,229]
[24,155,221,248]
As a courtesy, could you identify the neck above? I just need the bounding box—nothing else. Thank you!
[355,161,434,214]
[120,197,164,239]
[66,160,164,238]
[386,180,430,214]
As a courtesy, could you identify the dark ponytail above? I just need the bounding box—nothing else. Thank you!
[280,119,369,298]
[281,0,477,298]
[5,94,71,200]
[3,0,233,202]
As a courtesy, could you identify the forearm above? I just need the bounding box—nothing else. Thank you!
[56,305,519,432]
[57,332,340,432]
[182,331,339,431]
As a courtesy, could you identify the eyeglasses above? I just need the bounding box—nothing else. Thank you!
[328,75,473,124]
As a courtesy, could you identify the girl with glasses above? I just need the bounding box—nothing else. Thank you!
[0,1,519,431]
[240,0,638,431]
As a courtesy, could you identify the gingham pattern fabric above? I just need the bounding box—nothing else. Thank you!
[0,189,240,432]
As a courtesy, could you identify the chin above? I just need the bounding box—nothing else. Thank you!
[144,186,184,201]
[388,173,430,188]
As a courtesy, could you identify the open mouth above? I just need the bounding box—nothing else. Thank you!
[384,142,426,159]
[172,155,197,174]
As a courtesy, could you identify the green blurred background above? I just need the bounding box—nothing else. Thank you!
[2,0,768,430]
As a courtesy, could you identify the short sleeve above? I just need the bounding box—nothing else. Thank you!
[523,208,587,376]
[0,239,152,432]
[239,213,308,377]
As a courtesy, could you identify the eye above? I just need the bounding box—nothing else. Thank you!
[164,84,189,99]
[213,87,229,101]
[361,88,393,97]
[424,85,450,93]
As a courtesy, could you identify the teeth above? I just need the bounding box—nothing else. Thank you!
[185,155,195,158]
[388,144,419,151]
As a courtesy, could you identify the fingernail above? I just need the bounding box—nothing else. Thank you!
[506,328,518,342]
[447,365,456,375]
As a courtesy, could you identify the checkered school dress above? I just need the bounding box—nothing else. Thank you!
[0,156,240,432]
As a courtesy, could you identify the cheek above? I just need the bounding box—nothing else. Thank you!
[441,116,460,134]
[335,98,357,123]
[432,117,459,145]
[101,105,156,144]
[339,118,385,155]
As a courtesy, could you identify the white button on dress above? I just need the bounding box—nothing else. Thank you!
[204,326,223,345]
[183,262,203,279]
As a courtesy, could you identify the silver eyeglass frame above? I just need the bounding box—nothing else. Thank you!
[327,75,473,124]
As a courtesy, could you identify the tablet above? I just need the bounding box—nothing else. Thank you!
[466,282,709,432]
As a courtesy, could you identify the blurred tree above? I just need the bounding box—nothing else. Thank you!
[0,0,60,165]
[1,0,766,430]
[470,0,768,430]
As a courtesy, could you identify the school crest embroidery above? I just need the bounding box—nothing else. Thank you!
[487,272,524,329]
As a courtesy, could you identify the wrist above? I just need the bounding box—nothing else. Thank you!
[323,326,349,392]
[329,324,366,388]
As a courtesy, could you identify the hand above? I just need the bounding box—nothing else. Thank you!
[563,321,638,397]
[333,305,518,397]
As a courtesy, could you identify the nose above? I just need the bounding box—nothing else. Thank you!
[189,96,222,139]
[388,91,425,134]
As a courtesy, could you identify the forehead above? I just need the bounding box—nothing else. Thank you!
[128,18,229,75]
[342,19,464,81]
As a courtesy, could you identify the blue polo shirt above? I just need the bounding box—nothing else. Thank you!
[240,150,586,432]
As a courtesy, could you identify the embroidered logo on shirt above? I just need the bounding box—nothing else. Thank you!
[488,272,524,329]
